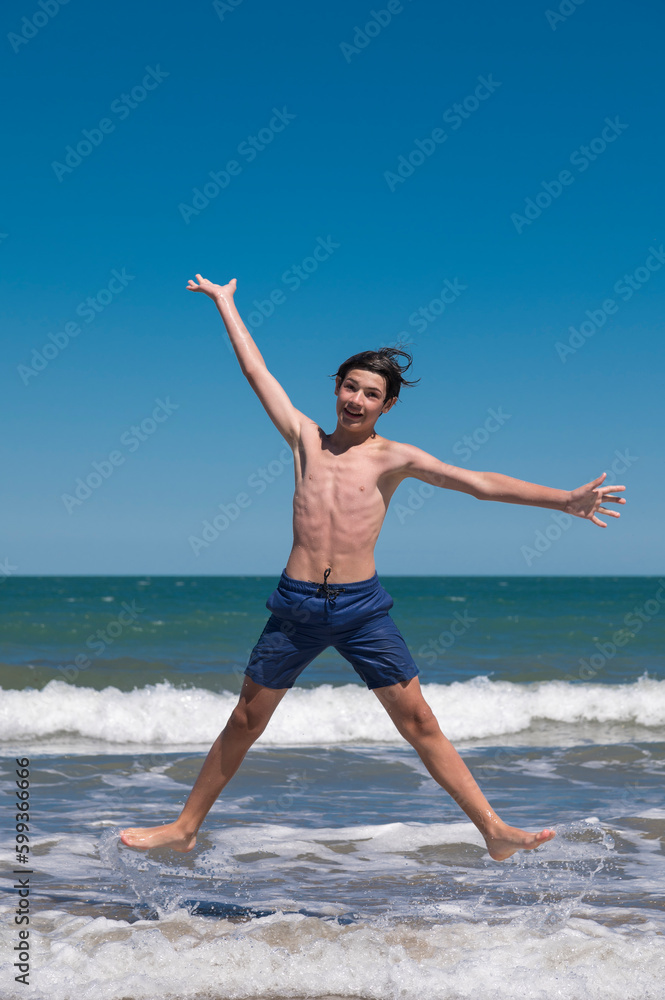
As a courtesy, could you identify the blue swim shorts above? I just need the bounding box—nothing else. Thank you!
[244,569,419,690]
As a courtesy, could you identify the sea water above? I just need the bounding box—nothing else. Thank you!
[1,576,664,999]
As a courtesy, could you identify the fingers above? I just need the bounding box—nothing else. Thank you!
[187,274,235,293]
[595,486,626,503]
[591,515,607,527]
[597,507,620,518]
[186,273,207,291]
[598,489,626,505]
[188,274,210,292]
[591,472,607,487]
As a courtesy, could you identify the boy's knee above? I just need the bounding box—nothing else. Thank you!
[226,705,254,738]
[226,703,269,741]
[401,702,439,740]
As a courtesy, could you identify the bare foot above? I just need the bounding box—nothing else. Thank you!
[119,822,197,853]
[485,823,556,861]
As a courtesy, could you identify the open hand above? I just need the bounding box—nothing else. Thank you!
[186,274,237,300]
[566,472,626,527]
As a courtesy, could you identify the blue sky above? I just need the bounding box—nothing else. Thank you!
[2,0,663,576]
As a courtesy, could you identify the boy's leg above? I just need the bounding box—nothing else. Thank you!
[120,676,288,851]
[373,677,555,860]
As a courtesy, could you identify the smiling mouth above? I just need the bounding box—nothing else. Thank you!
[344,408,363,419]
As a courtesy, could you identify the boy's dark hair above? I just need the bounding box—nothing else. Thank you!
[332,348,419,403]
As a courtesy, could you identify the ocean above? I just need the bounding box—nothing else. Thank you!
[1,575,664,1000]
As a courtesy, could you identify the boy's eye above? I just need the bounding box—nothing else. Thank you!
[343,381,379,398]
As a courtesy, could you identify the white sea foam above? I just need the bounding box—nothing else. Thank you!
[0,817,625,900]
[1,675,664,750]
[1,902,664,1000]
[202,818,489,864]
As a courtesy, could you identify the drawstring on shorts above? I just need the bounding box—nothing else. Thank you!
[316,568,345,606]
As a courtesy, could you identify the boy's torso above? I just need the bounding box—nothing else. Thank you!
[285,420,408,584]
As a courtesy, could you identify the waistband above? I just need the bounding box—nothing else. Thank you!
[278,569,380,594]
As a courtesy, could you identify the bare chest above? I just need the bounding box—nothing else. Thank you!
[295,444,387,515]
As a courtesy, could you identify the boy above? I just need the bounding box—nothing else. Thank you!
[120,274,626,860]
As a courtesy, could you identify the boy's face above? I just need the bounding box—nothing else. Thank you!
[334,368,395,431]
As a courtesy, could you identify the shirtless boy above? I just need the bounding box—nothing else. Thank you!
[120,274,626,861]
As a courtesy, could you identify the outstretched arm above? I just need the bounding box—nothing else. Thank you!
[397,445,626,527]
[187,274,305,445]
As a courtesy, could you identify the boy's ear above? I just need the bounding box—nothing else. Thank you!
[334,376,341,395]
[382,396,397,414]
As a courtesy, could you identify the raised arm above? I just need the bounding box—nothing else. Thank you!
[187,274,306,445]
[396,444,626,528]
